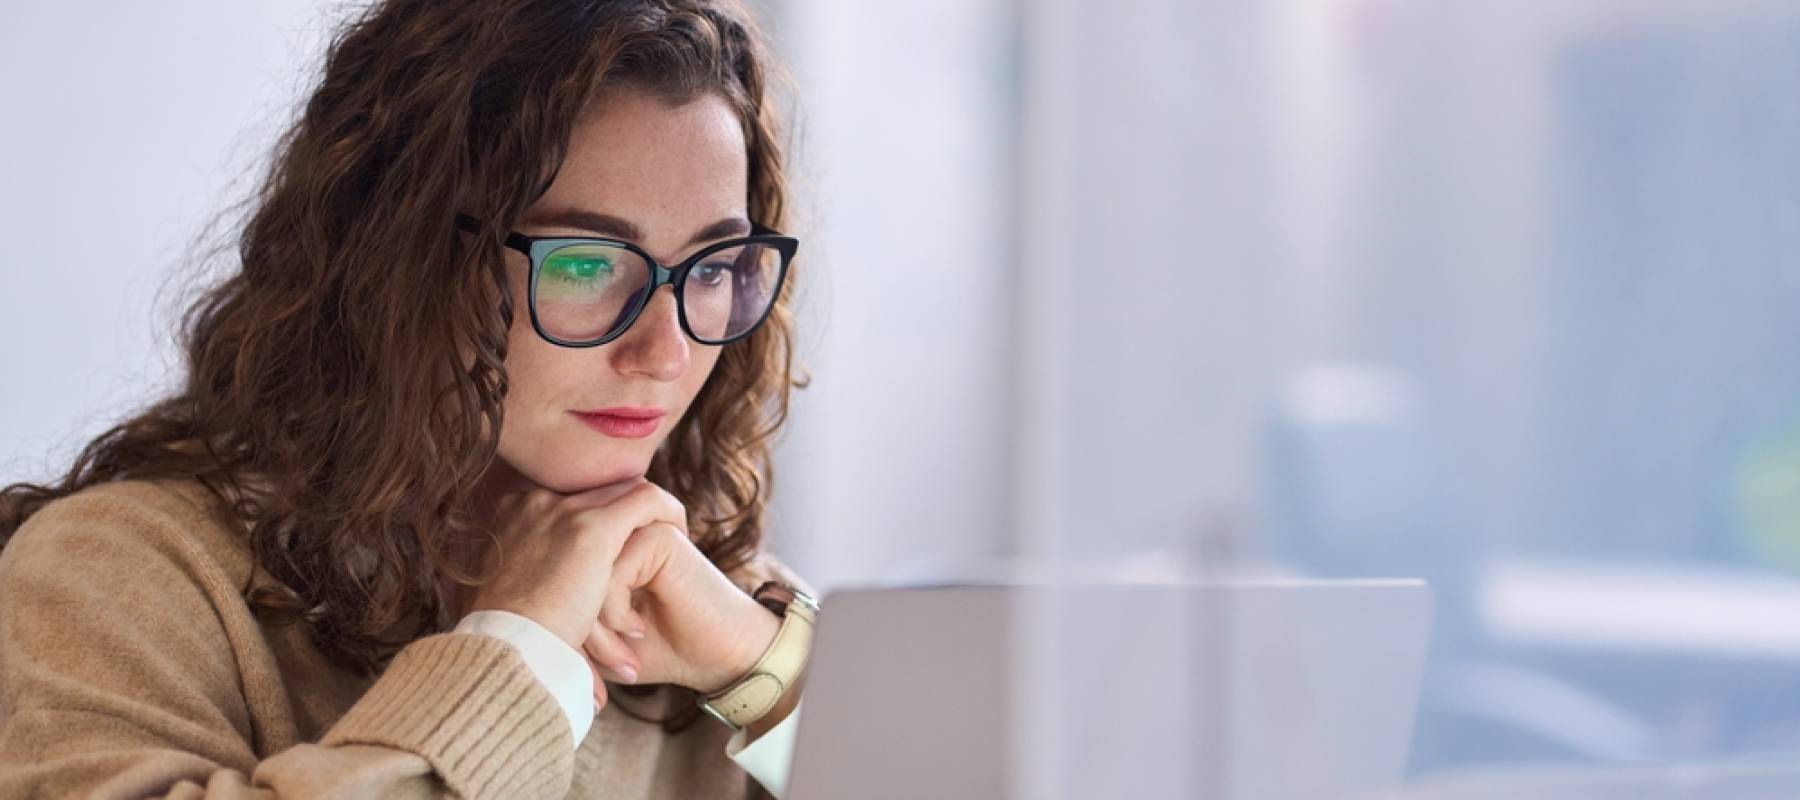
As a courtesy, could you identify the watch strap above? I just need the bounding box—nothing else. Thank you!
[699,583,818,730]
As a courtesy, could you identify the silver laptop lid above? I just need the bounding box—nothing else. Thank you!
[787,579,1433,800]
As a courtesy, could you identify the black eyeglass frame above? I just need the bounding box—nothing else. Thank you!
[455,212,799,348]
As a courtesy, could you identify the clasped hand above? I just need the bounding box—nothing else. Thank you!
[462,477,779,711]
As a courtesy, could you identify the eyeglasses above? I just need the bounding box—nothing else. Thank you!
[455,213,798,347]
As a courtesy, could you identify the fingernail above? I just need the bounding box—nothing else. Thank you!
[623,628,646,640]
[617,663,639,683]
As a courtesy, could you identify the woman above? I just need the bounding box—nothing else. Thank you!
[0,0,814,797]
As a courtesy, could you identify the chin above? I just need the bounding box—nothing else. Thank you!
[511,448,652,494]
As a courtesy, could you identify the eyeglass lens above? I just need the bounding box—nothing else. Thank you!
[534,241,784,344]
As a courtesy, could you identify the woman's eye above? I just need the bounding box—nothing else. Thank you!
[693,262,731,287]
[543,254,613,282]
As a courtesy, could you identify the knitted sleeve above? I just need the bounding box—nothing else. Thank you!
[0,492,572,799]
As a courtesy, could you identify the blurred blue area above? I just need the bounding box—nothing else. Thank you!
[1261,12,1800,776]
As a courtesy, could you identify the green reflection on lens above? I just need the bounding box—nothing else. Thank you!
[542,250,615,284]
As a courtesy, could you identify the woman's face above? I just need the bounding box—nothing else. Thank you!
[489,88,749,493]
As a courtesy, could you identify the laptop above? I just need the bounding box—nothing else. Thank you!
[785,578,1433,799]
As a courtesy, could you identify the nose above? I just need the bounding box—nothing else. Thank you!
[608,285,689,382]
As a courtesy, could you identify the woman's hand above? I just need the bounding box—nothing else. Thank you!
[461,477,683,710]
[464,476,779,710]
[587,517,781,697]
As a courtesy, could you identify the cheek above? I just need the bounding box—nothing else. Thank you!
[496,319,568,435]
[687,346,724,394]
[501,333,573,410]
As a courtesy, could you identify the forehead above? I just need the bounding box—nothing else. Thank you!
[531,89,749,249]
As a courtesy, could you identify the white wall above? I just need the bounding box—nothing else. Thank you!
[761,0,1019,590]
[1,2,335,485]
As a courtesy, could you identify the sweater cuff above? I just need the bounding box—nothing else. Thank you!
[454,609,596,745]
[321,632,573,799]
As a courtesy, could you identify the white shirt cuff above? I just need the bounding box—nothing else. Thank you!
[453,609,595,746]
[725,698,804,798]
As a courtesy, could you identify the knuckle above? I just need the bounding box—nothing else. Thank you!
[565,505,607,531]
[654,521,688,544]
[636,485,689,523]
[615,484,659,516]
[524,488,559,512]
[599,604,630,626]
[649,483,685,509]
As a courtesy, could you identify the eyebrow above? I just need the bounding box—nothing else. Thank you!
[519,207,752,250]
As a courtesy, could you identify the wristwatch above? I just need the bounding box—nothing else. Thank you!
[699,580,819,731]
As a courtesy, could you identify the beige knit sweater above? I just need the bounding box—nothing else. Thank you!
[0,476,811,799]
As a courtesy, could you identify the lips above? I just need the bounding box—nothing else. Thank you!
[574,406,664,420]
[569,407,665,440]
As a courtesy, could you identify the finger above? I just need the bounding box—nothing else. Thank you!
[588,656,609,712]
[598,576,649,638]
[639,483,692,538]
[583,618,641,683]
[565,476,650,509]
[610,522,689,597]
[600,481,690,539]
[560,505,648,582]
[557,480,677,563]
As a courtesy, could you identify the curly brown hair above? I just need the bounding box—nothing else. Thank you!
[0,0,805,738]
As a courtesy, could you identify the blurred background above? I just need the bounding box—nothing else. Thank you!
[5,0,1800,794]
